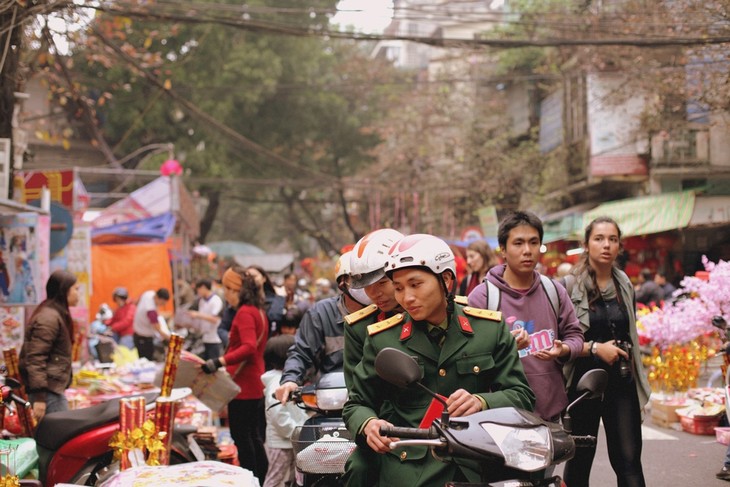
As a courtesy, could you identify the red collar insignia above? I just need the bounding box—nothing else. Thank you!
[377,311,386,322]
[400,321,413,341]
[458,315,474,334]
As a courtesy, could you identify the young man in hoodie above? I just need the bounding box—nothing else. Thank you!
[467,211,584,423]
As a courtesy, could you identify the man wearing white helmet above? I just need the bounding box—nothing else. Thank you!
[343,228,405,390]
[341,228,405,487]
[274,251,371,404]
[343,234,534,487]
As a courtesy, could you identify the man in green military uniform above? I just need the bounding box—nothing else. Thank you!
[344,228,405,389]
[343,234,535,487]
[342,228,404,487]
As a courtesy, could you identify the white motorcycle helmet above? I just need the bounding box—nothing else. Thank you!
[385,234,456,279]
[349,229,404,289]
[335,251,352,283]
[336,250,372,306]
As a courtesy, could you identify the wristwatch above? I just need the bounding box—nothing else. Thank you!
[591,341,599,356]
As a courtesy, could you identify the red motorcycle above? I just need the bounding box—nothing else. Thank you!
[1,378,199,486]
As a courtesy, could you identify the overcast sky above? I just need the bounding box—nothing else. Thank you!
[332,0,394,33]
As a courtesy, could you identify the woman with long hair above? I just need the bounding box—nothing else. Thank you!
[459,240,499,296]
[19,270,80,420]
[246,265,286,336]
[201,266,268,481]
[562,217,650,487]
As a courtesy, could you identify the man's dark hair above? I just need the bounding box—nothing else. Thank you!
[264,334,295,370]
[498,211,544,248]
[156,288,171,301]
[640,268,653,282]
[195,278,212,291]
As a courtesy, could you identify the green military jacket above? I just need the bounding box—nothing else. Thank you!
[343,302,535,486]
[343,304,388,388]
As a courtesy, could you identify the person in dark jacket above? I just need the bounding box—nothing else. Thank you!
[635,268,664,306]
[274,251,367,403]
[19,269,80,420]
[458,239,499,297]
[246,265,286,336]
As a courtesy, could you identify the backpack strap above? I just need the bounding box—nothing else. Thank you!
[539,274,560,320]
[485,274,559,319]
[485,280,501,312]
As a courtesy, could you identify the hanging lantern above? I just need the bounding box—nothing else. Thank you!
[160,159,183,176]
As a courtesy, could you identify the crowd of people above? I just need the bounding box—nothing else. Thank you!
[17,211,676,487]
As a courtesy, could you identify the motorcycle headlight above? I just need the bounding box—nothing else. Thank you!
[480,423,551,472]
[315,388,349,411]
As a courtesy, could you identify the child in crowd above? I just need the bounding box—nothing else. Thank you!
[261,335,309,487]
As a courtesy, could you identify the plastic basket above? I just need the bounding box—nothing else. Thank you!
[679,414,721,435]
[291,424,355,474]
[716,427,730,445]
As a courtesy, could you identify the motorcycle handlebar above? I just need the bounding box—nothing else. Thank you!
[1,386,30,407]
[379,425,438,440]
[572,435,597,447]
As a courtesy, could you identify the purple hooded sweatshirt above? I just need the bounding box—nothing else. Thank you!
[467,264,584,421]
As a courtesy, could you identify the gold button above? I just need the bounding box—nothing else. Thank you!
[439,369,446,377]
[473,365,480,373]
[400,451,407,461]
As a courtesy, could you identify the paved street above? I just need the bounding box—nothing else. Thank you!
[554,415,728,486]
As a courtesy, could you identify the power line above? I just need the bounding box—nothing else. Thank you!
[85,3,730,49]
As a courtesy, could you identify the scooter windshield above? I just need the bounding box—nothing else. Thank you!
[480,423,552,472]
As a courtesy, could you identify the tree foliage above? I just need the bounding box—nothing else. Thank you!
[23,0,401,254]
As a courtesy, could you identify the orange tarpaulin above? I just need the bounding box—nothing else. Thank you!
[91,242,174,318]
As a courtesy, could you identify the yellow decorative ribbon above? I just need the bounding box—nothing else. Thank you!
[0,475,19,487]
[109,420,168,466]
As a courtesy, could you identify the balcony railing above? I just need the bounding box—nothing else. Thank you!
[650,128,710,166]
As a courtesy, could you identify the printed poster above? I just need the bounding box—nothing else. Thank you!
[0,213,47,305]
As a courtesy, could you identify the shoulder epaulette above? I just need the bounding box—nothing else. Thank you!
[345,304,378,325]
[454,295,468,305]
[463,306,502,322]
[367,313,405,336]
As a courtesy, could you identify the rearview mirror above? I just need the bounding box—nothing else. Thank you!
[575,369,608,400]
[374,347,423,388]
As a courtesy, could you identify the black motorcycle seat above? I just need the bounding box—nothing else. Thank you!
[34,392,158,451]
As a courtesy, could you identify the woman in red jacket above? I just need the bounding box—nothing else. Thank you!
[201,266,268,481]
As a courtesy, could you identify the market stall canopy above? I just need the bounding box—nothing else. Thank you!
[688,195,730,228]
[90,176,199,239]
[233,253,295,274]
[91,213,176,244]
[542,203,598,243]
[582,190,696,238]
[207,240,265,258]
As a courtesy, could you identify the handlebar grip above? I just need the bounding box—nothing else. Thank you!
[379,425,438,439]
[9,393,30,408]
[572,435,597,447]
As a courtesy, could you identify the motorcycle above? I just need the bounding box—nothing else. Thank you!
[29,386,200,486]
[287,371,355,487]
[373,347,608,487]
